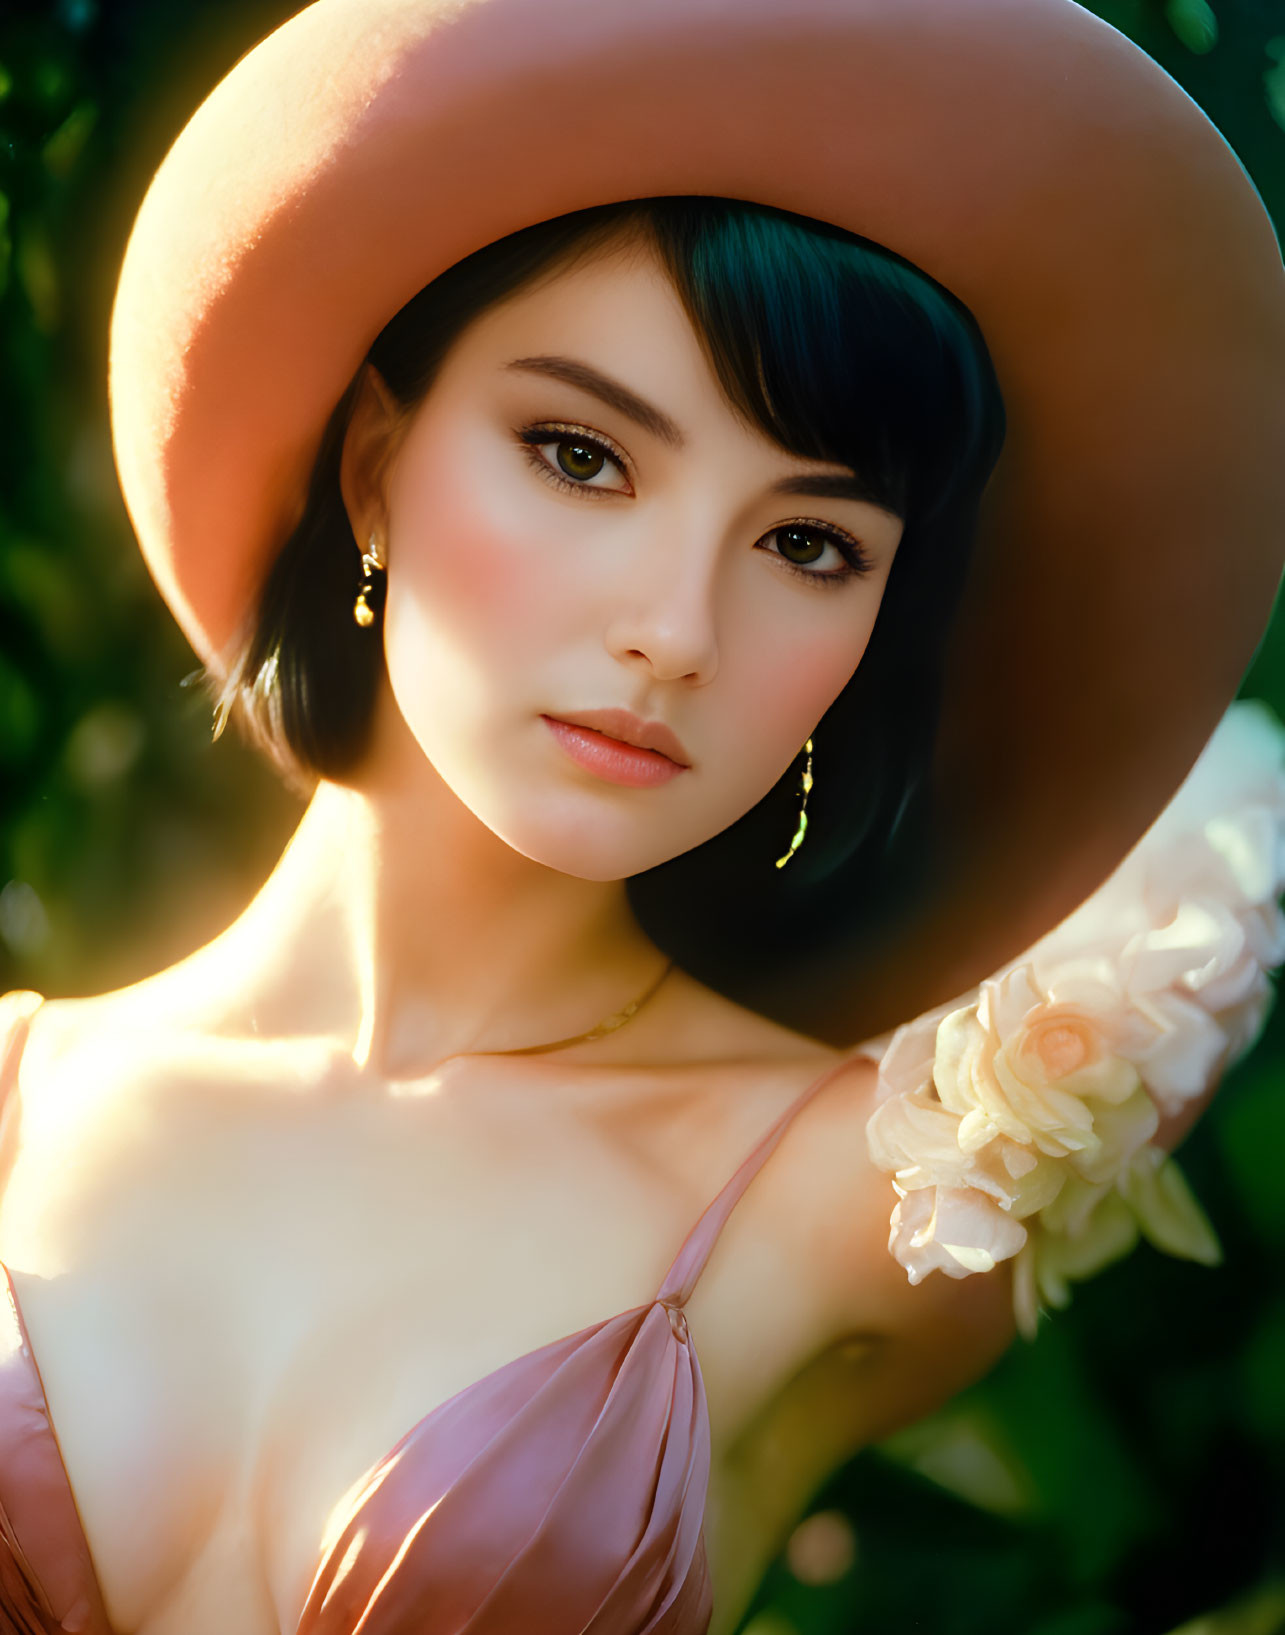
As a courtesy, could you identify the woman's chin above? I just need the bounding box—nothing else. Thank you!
[483,812,701,882]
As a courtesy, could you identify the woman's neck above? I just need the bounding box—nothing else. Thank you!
[152,708,667,1078]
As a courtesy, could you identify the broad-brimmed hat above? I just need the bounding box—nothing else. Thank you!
[107,0,1285,1047]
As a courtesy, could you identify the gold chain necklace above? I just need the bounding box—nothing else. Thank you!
[480,956,675,1058]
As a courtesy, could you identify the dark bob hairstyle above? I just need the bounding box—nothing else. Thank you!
[206,197,1006,1010]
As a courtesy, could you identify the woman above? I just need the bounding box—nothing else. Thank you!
[2,1,1284,1632]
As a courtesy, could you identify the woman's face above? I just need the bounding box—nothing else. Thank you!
[352,235,904,880]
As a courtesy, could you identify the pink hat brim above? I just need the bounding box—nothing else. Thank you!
[107,0,1285,1042]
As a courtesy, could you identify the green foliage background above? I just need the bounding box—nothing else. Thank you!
[1,2,1283,1631]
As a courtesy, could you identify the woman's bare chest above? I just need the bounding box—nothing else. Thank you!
[4,1044,878,1633]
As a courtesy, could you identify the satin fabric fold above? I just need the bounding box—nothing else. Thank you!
[297,1303,712,1633]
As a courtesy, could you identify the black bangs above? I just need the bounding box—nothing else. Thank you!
[643,198,1003,528]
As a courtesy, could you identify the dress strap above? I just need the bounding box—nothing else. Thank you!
[654,1048,869,1309]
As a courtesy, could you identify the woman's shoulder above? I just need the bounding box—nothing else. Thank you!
[0,980,288,1279]
[651,975,1023,1425]
[2,975,330,1098]
[2,982,224,1113]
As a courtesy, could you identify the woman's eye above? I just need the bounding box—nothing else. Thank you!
[761,522,873,585]
[515,430,872,587]
[518,425,631,495]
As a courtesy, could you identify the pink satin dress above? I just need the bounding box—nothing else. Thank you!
[0,990,861,1635]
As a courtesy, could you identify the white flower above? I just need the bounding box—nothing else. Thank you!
[868,968,1161,1287]
[864,700,1285,1337]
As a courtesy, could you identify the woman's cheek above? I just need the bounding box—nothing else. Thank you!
[728,621,861,792]
[390,445,567,672]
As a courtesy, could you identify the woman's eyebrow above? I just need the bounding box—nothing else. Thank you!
[503,355,686,448]
[501,353,886,510]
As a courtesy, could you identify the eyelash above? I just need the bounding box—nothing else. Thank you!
[515,422,874,588]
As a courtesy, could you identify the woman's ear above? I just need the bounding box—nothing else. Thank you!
[339,364,405,559]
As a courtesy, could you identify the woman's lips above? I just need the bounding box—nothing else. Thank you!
[541,715,689,788]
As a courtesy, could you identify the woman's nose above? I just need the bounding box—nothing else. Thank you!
[602,542,721,685]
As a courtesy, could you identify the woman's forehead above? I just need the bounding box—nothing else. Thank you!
[449,236,696,373]
[426,242,832,474]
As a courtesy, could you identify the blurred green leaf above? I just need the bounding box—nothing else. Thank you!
[30,54,72,115]
[878,1401,1036,1518]
[1213,1061,1285,1244]
[1164,1578,1285,1635]
[42,99,95,178]
[15,219,58,331]
[1165,0,1219,55]
[1238,1299,1285,1446]
[1265,59,1285,135]
[0,651,43,766]
[958,1324,1160,1583]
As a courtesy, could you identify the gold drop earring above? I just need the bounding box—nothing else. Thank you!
[353,530,386,627]
[774,736,814,869]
